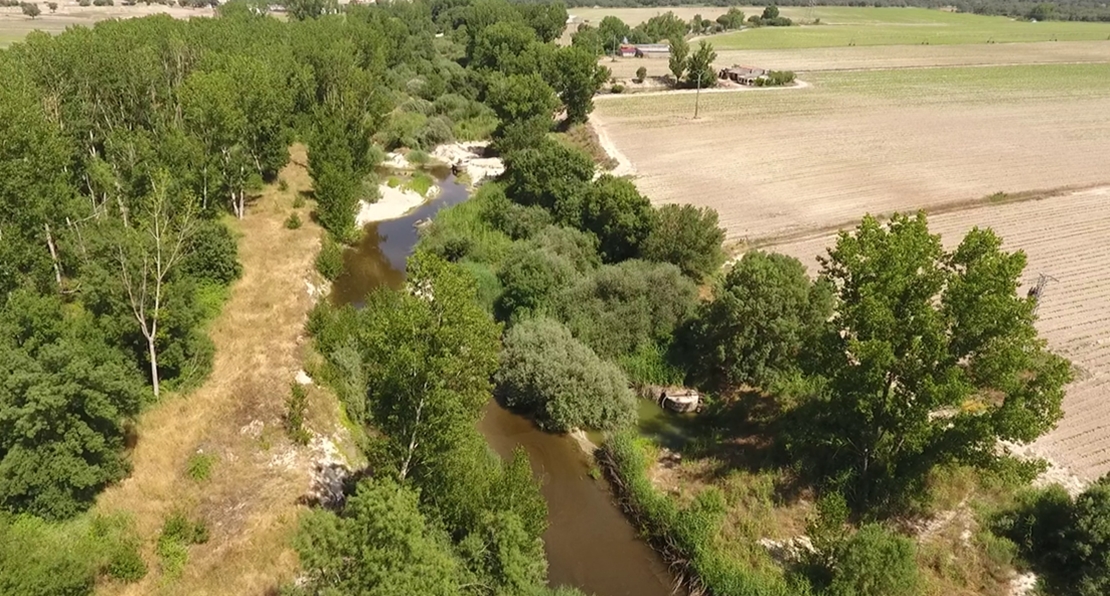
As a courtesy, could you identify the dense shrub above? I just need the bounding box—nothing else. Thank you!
[580,175,656,262]
[478,184,554,240]
[501,139,595,224]
[495,247,581,323]
[828,524,921,596]
[315,235,345,281]
[496,318,636,431]
[993,477,1110,596]
[182,220,242,285]
[641,203,725,281]
[418,184,514,266]
[556,260,697,360]
[528,225,601,273]
[680,251,833,392]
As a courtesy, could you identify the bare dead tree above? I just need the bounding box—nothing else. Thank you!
[115,174,198,398]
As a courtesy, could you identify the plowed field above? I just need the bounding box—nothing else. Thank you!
[769,187,1110,482]
[592,63,1110,242]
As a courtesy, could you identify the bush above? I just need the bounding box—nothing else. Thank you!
[156,511,208,578]
[417,184,514,267]
[285,382,311,445]
[278,178,289,192]
[293,193,306,209]
[183,220,242,286]
[556,260,697,361]
[828,524,921,596]
[993,478,1110,596]
[496,318,636,432]
[185,452,216,482]
[495,246,581,323]
[635,66,647,83]
[641,203,725,281]
[581,175,656,263]
[284,212,303,229]
[92,0,113,5]
[78,0,90,5]
[610,83,625,94]
[315,235,345,281]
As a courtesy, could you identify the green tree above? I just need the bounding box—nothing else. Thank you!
[1027,3,1055,20]
[762,5,780,20]
[497,317,636,431]
[597,15,631,55]
[501,139,595,223]
[828,524,921,596]
[717,8,746,30]
[283,0,338,20]
[556,260,697,361]
[571,25,604,57]
[47,1,57,12]
[486,73,559,154]
[360,252,501,482]
[686,40,717,89]
[495,246,580,323]
[795,213,1071,510]
[640,203,725,281]
[552,46,610,125]
[518,0,567,43]
[580,175,656,263]
[292,476,462,596]
[668,36,689,83]
[458,511,548,594]
[21,2,41,18]
[0,291,144,519]
[682,251,832,392]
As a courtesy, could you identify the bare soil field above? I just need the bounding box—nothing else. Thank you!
[769,186,1110,483]
[601,40,1110,80]
[0,2,212,47]
[591,64,1110,242]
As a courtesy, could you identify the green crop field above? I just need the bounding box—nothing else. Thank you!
[710,8,1110,49]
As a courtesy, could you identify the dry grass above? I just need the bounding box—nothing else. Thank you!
[0,2,213,47]
[553,123,619,170]
[94,145,349,596]
[591,64,1110,242]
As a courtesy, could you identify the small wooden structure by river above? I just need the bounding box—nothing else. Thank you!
[643,385,701,413]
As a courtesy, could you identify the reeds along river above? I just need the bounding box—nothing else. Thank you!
[330,172,678,596]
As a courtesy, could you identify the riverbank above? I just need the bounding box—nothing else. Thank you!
[355,182,437,225]
[93,145,356,595]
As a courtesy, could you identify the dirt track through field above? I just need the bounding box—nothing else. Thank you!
[769,187,1110,483]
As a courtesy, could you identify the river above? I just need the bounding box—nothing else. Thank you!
[330,172,678,596]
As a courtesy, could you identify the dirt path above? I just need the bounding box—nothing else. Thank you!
[95,146,343,596]
[588,112,636,178]
[594,79,811,101]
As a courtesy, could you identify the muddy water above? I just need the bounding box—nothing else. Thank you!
[331,172,677,596]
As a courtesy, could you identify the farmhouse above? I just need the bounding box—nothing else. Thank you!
[719,65,768,85]
[618,43,671,58]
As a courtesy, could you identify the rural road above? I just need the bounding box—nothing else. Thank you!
[594,79,812,101]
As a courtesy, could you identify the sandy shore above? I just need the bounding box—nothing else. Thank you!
[355,183,437,225]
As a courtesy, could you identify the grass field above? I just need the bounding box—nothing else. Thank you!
[771,186,1110,484]
[592,63,1110,241]
[0,3,211,48]
[711,9,1110,49]
[602,40,1110,79]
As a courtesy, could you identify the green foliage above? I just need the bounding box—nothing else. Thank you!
[21,2,41,18]
[501,139,595,224]
[717,7,746,30]
[791,213,1071,511]
[827,524,921,596]
[486,73,559,154]
[681,251,832,392]
[617,341,685,387]
[993,477,1110,596]
[641,203,725,281]
[686,40,718,89]
[284,212,303,229]
[495,245,581,322]
[286,382,311,446]
[556,259,697,361]
[0,512,146,595]
[314,235,345,281]
[598,16,633,54]
[603,432,799,596]
[571,25,604,57]
[156,511,208,578]
[552,46,610,124]
[497,318,636,431]
[668,36,689,82]
[292,476,463,595]
[417,183,515,266]
[0,291,144,520]
[580,174,656,262]
[182,221,242,286]
[293,193,306,209]
[755,70,798,86]
[185,452,217,482]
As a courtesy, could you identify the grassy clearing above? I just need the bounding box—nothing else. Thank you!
[92,145,357,596]
[711,10,1110,49]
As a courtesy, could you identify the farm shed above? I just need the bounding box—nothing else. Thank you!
[619,43,671,58]
[719,65,768,85]
[644,385,701,413]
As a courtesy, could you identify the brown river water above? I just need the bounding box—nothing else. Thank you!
[330,173,678,596]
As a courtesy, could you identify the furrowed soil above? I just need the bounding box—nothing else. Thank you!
[591,63,1110,242]
[94,147,347,596]
[769,186,1110,483]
